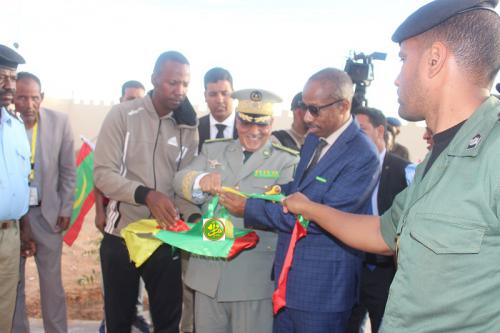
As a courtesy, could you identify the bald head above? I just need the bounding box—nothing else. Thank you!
[307,68,355,103]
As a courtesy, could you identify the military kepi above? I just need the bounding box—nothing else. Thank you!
[392,0,499,43]
[0,44,25,69]
[232,89,282,125]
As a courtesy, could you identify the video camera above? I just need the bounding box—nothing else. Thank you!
[344,51,387,108]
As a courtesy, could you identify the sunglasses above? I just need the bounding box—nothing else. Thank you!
[305,99,344,117]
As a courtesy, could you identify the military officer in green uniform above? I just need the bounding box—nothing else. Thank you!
[174,88,299,333]
[282,0,500,332]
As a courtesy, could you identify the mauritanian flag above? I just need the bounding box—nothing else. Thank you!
[121,219,259,268]
[63,137,95,246]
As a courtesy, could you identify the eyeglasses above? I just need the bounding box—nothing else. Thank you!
[305,99,344,117]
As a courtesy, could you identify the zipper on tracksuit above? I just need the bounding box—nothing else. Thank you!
[152,119,161,191]
[147,119,162,220]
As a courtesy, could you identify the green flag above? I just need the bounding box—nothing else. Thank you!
[64,140,95,246]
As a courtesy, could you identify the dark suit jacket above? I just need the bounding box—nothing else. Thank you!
[197,114,238,152]
[245,120,380,313]
[378,152,410,215]
[390,142,410,161]
[364,152,409,266]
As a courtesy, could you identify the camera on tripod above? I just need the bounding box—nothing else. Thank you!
[344,51,387,108]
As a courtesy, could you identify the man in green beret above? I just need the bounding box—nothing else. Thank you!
[282,0,500,332]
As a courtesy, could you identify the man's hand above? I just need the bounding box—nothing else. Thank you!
[57,216,71,232]
[20,215,36,257]
[282,192,311,217]
[21,238,36,257]
[199,173,222,195]
[94,211,106,234]
[219,192,246,217]
[94,186,107,233]
[145,191,177,229]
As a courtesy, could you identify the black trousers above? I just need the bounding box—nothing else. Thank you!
[346,263,396,333]
[101,233,182,333]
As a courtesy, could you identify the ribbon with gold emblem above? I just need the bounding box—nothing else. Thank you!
[121,186,308,315]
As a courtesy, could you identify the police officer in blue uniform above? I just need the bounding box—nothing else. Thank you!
[0,44,32,332]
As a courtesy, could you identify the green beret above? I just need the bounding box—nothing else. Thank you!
[392,0,498,43]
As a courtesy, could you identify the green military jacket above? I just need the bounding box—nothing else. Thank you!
[380,97,500,332]
[173,139,299,301]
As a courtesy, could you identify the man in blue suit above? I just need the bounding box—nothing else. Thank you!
[220,67,379,333]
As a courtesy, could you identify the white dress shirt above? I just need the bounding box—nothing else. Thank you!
[209,112,235,139]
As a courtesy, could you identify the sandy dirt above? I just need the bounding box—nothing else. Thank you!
[25,209,104,320]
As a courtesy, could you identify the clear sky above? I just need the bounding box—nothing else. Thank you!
[4,0,499,117]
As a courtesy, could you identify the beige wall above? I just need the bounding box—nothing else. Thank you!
[44,97,428,163]
[398,122,428,163]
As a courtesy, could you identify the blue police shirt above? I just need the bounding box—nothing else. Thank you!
[0,107,30,220]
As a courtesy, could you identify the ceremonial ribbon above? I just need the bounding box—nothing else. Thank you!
[203,195,234,238]
[123,185,309,307]
[272,214,308,314]
[203,195,231,220]
[221,186,309,314]
[221,186,284,202]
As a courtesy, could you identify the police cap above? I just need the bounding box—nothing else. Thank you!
[386,117,402,127]
[291,92,306,111]
[232,88,282,125]
[0,44,25,69]
[392,0,499,43]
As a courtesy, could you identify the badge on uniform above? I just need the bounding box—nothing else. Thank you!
[254,169,280,179]
[29,186,39,206]
[466,134,481,149]
[315,176,327,183]
[207,159,222,169]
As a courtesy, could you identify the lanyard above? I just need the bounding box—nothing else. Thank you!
[29,121,38,182]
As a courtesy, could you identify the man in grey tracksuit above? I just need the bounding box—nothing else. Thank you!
[93,50,199,333]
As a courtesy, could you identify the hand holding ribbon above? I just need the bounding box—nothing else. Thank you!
[199,172,222,195]
[219,186,310,315]
[281,192,313,219]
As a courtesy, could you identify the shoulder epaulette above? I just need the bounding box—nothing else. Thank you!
[272,142,300,156]
[9,111,23,123]
[205,138,233,143]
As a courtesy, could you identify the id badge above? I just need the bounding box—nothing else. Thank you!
[29,186,39,206]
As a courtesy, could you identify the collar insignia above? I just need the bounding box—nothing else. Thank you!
[466,134,481,150]
[207,159,223,168]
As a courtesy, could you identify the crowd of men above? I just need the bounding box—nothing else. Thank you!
[0,0,499,332]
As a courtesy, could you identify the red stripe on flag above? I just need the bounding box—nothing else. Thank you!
[76,142,92,165]
[64,192,95,246]
[227,231,259,259]
[272,220,307,314]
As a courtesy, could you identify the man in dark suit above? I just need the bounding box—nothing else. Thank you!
[386,117,410,160]
[220,68,379,333]
[348,107,410,333]
[198,67,238,152]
